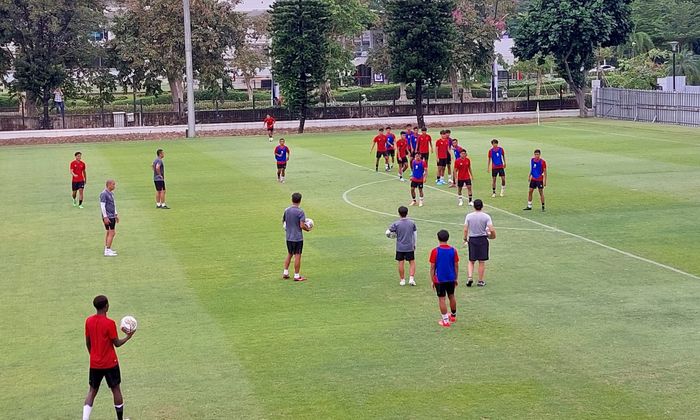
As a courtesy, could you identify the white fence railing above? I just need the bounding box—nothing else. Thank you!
[594,87,700,126]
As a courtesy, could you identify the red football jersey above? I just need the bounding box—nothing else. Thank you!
[435,138,449,159]
[70,160,86,182]
[85,314,119,369]
[417,134,432,153]
[373,134,387,152]
[264,117,276,128]
[396,138,408,158]
[454,157,472,181]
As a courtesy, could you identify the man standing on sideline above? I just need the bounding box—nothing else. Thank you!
[53,87,65,116]
[524,149,547,211]
[274,138,290,183]
[488,139,507,197]
[409,153,427,207]
[283,192,311,281]
[387,206,417,286]
[370,127,390,172]
[100,180,119,257]
[453,149,474,206]
[153,149,169,209]
[70,152,87,208]
[263,114,276,142]
[82,295,135,420]
[463,199,496,287]
[429,230,459,327]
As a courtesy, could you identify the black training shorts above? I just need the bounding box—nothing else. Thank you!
[89,364,121,390]
[395,251,415,261]
[435,282,456,297]
[468,235,489,261]
[410,181,424,189]
[529,180,544,189]
[446,154,452,164]
[438,158,449,167]
[72,181,85,191]
[154,180,166,191]
[387,149,395,157]
[277,163,287,170]
[103,218,116,231]
[376,151,386,159]
[398,157,408,164]
[421,152,430,162]
[286,240,303,255]
[492,168,506,177]
[457,179,472,187]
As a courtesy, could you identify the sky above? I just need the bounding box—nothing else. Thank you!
[236,0,273,11]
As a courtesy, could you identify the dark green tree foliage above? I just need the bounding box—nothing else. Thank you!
[270,0,332,133]
[513,0,633,116]
[0,0,103,127]
[385,0,455,127]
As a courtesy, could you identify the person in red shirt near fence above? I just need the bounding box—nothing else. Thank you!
[82,295,135,420]
[263,114,276,142]
[70,151,87,208]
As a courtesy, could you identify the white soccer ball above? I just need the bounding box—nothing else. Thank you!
[120,315,137,334]
[304,218,314,230]
[385,229,397,239]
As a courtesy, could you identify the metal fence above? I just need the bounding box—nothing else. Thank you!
[595,87,700,127]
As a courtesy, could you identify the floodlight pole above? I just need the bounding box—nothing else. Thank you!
[183,0,196,138]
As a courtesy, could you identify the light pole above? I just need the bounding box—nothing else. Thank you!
[669,41,679,91]
[183,0,196,138]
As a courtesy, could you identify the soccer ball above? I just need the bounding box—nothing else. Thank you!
[304,218,314,230]
[120,315,137,334]
[385,229,397,239]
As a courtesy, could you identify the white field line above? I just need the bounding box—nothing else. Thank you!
[324,153,700,280]
[342,179,543,231]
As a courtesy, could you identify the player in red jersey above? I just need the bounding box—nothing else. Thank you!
[263,114,276,142]
[444,129,454,185]
[274,138,290,183]
[449,138,464,188]
[370,127,390,172]
[417,127,434,164]
[82,295,135,420]
[487,139,507,197]
[395,131,410,181]
[453,149,474,206]
[70,151,87,208]
[434,130,451,185]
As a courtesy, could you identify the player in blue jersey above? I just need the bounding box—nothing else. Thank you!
[524,149,547,211]
[409,153,427,207]
[274,138,290,183]
[385,127,396,169]
[405,124,418,158]
[487,139,507,197]
[429,230,459,327]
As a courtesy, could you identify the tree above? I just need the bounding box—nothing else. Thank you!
[111,0,244,113]
[606,49,668,90]
[511,54,555,96]
[270,0,332,133]
[668,49,700,85]
[385,0,456,127]
[0,0,103,128]
[513,0,633,117]
[232,13,270,102]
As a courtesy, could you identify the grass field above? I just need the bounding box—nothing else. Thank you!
[1,118,700,419]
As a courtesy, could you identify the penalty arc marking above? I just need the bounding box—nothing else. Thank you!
[324,153,700,281]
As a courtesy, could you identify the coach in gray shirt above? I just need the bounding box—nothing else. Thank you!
[99,179,119,257]
[282,192,310,281]
[463,199,495,287]
[388,206,418,286]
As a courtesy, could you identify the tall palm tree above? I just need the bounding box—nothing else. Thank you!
[668,49,700,85]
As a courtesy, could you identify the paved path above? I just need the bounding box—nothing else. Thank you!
[0,110,578,140]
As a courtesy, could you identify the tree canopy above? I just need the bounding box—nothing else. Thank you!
[385,0,455,127]
[513,0,633,116]
[270,0,332,133]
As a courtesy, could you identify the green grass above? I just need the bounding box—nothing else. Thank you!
[1,118,700,419]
